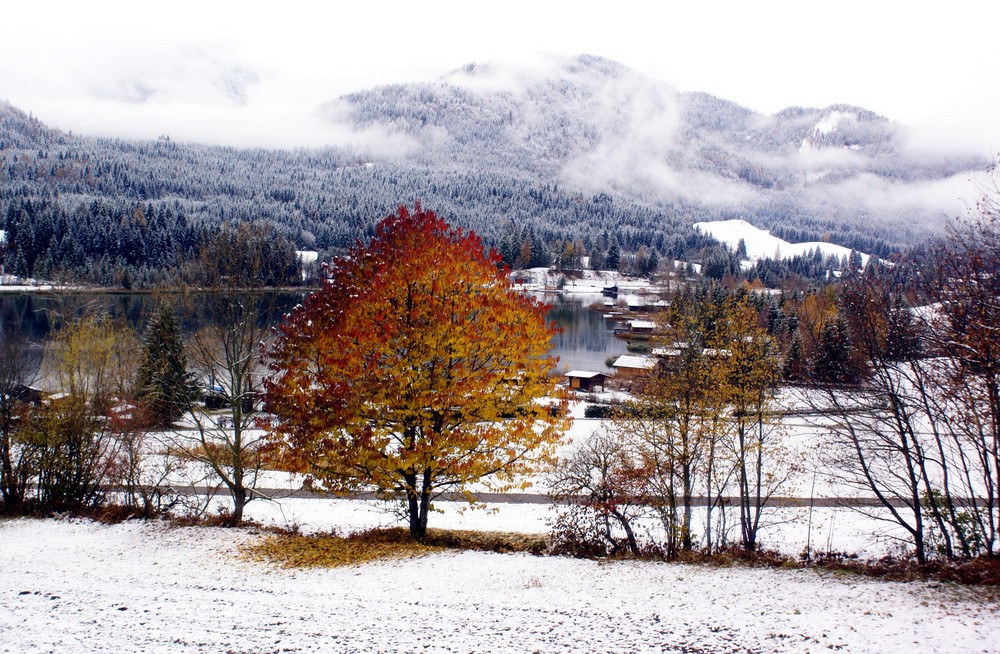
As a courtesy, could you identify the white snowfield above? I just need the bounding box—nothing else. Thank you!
[1,518,997,654]
[694,219,870,266]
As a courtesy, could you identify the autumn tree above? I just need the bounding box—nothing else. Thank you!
[611,287,730,555]
[32,314,137,511]
[265,205,568,540]
[720,294,794,552]
[45,314,122,415]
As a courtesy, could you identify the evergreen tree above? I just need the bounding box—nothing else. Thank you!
[811,315,861,384]
[645,249,659,275]
[606,242,621,271]
[136,306,195,426]
[783,333,807,381]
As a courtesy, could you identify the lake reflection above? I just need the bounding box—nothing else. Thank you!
[540,292,628,373]
[1,290,626,373]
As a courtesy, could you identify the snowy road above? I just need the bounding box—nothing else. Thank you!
[2,519,997,653]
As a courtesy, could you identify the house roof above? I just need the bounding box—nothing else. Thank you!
[565,370,607,379]
[611,355,657,370]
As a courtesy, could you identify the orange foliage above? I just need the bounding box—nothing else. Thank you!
[265,204,568,537]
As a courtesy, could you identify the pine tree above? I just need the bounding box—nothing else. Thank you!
[811,315,860,384]
[136,306,194,426]
[606,242,621,271]
[783,333,807,382]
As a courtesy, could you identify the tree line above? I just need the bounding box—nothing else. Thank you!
[1,99,915,290]
[547,187,1000,563]
[2,192,997,564]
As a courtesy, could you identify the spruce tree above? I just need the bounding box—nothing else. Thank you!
[811,316,861,384]
[606,242,620,271]
[136,306,194,426]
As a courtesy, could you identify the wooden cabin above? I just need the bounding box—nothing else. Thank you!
[611,355,657,378]
[564,370,609,393]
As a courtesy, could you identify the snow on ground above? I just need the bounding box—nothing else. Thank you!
[295,250,319,264]
[694,219,869,266]
[170,396,948,560]
[513,267,655,294]
[0,281,62,292]
[2,518,997,654]
[239,497,915,563]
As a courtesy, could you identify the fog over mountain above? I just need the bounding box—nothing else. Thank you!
[1,55,991,286]
[327,56,986,241]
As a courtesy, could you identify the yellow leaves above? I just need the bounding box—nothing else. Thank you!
[265,206,569,524]
[244,533,442,568]
[242,527,549,568]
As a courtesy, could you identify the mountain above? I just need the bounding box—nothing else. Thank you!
[0,55,987,286]
[329,55,983,244]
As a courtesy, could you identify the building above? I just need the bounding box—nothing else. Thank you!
[626,319,656,334]
[611,355,657,378]
[564,370,610,393]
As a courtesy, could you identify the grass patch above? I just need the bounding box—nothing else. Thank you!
[420,528,549,554]
[245,529,441,568]
[243,527,549,569]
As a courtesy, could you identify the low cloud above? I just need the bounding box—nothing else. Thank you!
[813,171,978,221]
[1,40,417,152]
[557,60,757,206]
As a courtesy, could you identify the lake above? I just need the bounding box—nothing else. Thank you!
[0,290,628,374]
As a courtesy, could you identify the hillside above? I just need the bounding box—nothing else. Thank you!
[695,219,870,266]
[1,55,986,286]
[332,56,982,243]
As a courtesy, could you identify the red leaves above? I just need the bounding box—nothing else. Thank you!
[264,204,568,512]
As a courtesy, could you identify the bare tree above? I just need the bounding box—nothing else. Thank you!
[808,269,958,563]
[921,173,1000,556]
[547,430,649,556]
[0,329,40,510]
[172,225,284,524]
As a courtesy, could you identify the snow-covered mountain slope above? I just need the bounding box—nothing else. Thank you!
[2,54,986,262]
[694,219,869,264]
[329,55,984,246]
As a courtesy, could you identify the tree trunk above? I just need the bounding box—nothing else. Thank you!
[230,486,246,525]
[406,469,433,541]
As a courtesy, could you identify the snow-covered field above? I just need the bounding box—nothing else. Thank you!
[4,377,998,651]
[2,518,998,654]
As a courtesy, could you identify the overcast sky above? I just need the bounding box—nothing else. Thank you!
[2,0,998,153]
